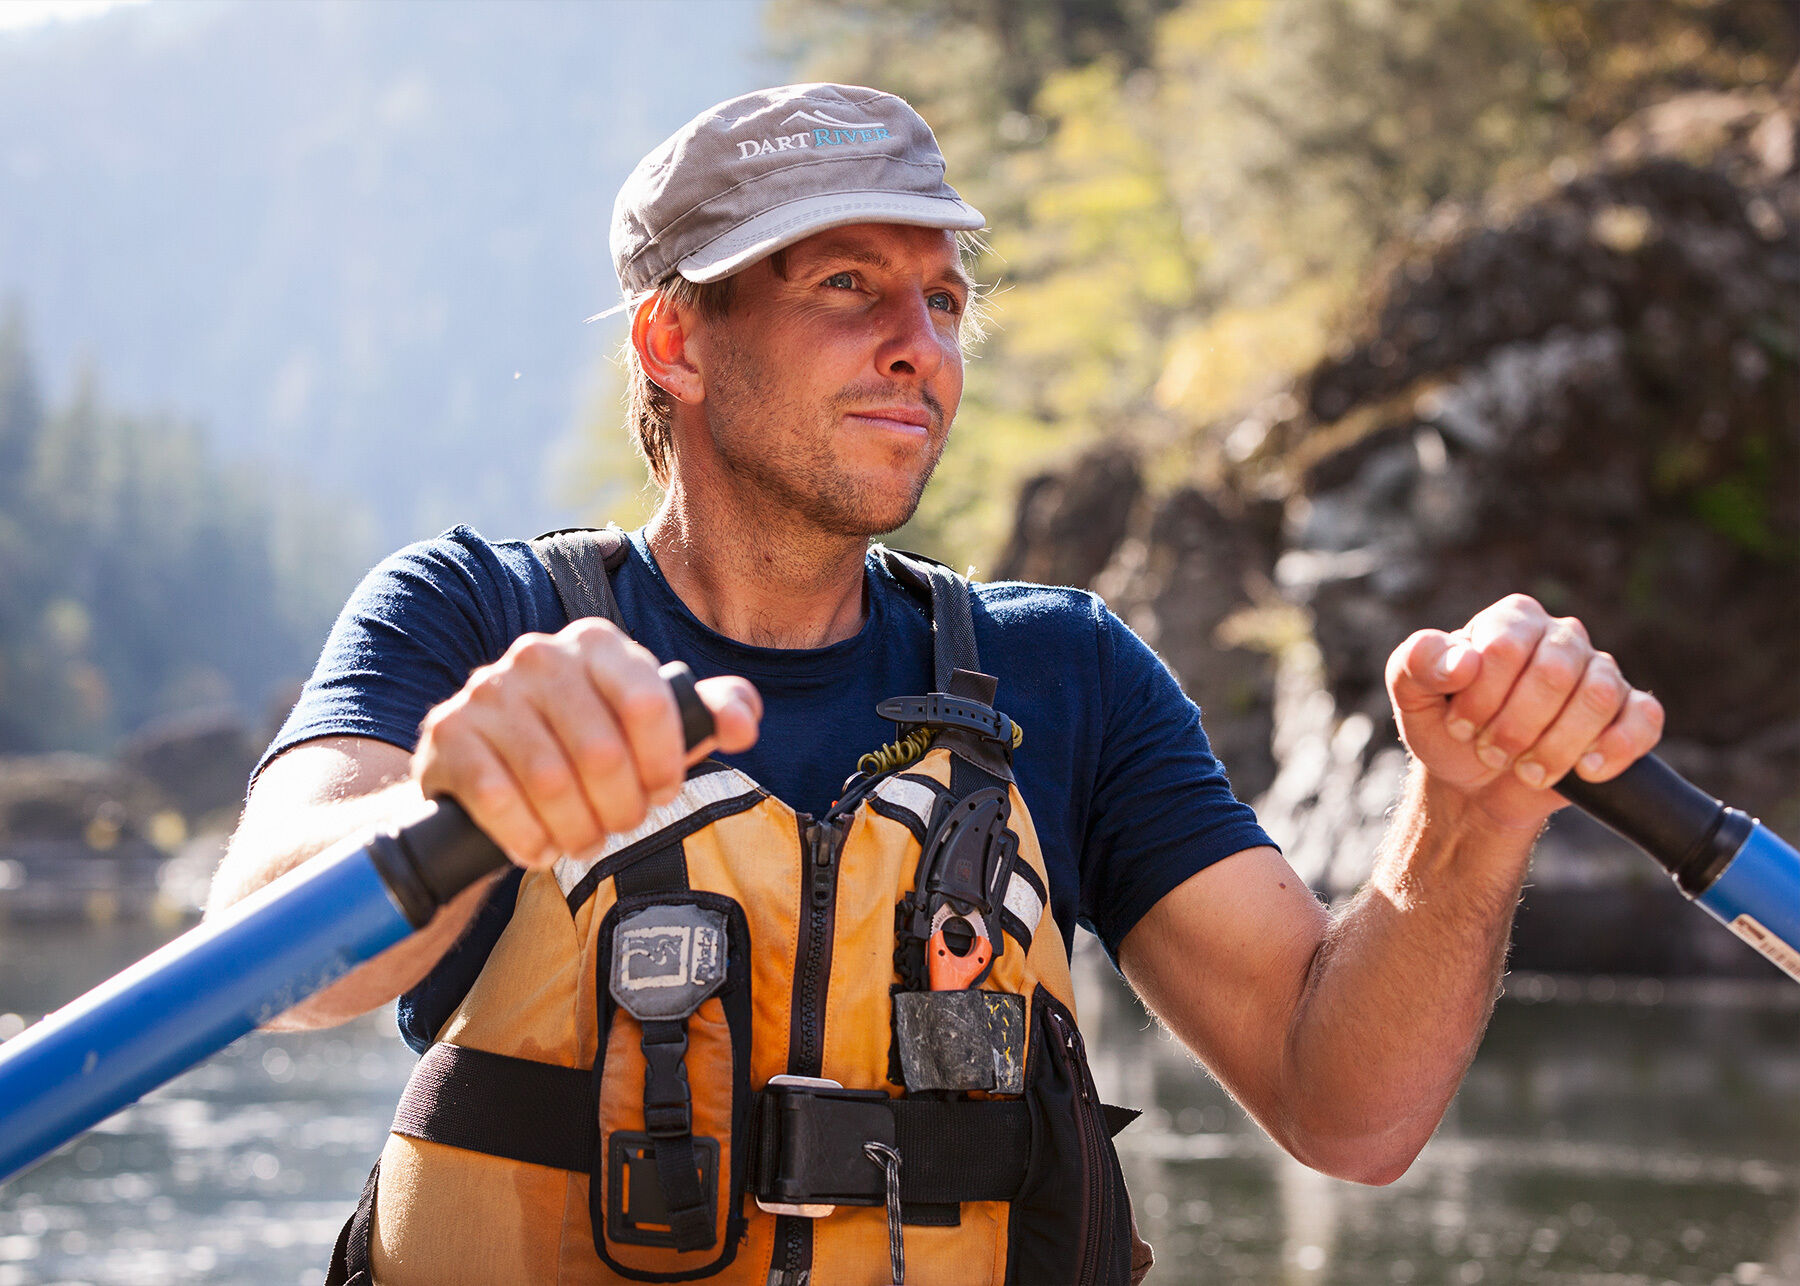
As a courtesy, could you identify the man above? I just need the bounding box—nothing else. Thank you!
[211,84,1662,1284]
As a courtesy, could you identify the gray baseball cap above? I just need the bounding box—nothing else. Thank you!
[611,83,985,296]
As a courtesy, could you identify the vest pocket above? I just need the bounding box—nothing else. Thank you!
[1005,987,1134,1286]
[593,891,752,1280]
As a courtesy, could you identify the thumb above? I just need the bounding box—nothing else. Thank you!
[692,675,762,758]
[1387,629,1479,713]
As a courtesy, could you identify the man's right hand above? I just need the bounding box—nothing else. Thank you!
[411,618,762,870]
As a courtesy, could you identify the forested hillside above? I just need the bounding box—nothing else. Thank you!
[0,1,768,550]
[0,310,355,752]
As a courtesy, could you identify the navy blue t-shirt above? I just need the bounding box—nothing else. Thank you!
[263,526,1273,1048]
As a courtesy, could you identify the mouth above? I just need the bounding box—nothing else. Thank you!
[845,406,933,434]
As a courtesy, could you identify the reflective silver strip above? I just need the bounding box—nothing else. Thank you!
[871,775,937,829]
[1003,871,1044,936]
[553,768,761,896]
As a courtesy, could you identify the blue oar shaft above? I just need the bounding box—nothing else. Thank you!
[0,838,418,1184]
[1693,824,1800,982]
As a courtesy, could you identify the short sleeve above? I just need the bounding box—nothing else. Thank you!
[254,526,564,782]
[1079,607,1276,960]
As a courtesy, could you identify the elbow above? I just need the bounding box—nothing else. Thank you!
[1308,1147,1418,1188]
[1273,1117,1432,1187]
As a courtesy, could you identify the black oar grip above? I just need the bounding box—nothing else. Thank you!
[368,799,506,927]
[660,659,716,751]
[1555,754,1753,897]
[374,662,718,926]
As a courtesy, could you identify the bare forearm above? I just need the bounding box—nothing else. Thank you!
[207,752,487,1031]
[1281,765,1535,1181]
[207,778,425,915]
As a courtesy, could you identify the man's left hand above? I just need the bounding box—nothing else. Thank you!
[1387,594,1665,832]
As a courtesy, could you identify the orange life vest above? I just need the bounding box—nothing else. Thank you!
[326,530,1138,1286]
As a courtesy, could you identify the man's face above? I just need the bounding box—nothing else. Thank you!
[681,222,970,538]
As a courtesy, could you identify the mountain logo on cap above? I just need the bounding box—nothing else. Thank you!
[779,108,878,130]
[733,105,894,161]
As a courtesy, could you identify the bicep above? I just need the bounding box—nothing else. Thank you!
[244,735,415,816]
[1117,846,1328,1123]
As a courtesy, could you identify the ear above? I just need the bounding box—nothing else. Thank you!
[631,292,705,405]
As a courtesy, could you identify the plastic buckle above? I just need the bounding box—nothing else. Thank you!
[875,693,1013,745]
[640,1025,692,1138]
[754,1075,896,1218]
[757,1076,841,1217]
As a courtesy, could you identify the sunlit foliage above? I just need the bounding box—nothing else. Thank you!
[575,0,1794,572]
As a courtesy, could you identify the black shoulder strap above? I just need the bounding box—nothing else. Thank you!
[875,546,980,690]
[530,525,629,628]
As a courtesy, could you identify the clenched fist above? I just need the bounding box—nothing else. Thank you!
[412,618,762,869]
[1387,594,1664,832]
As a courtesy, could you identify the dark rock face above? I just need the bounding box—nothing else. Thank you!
[0,754,170,920]
[120,707,257,825]
[1095,487,1282,804]
[994,443,1144,589]
[1269,100,1799,866]
[999,90,1800,976]
[1288,155,1799,759]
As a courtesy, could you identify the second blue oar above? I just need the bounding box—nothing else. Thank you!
[1558,754,1800,983]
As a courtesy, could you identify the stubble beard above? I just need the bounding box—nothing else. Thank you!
[702,346,949,539]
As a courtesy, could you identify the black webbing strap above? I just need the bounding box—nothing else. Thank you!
[531,525,630,628]
[746,1089,1032,1206]
[877,547,981,690]
[391,1042,597,1172]
[383,1043,1042,1207]
[612,841,688,901]
[324,1159,380,1284]
[611,847,713,1250]
[640,1018,713,1249]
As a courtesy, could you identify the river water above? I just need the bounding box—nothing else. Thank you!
[1,921,1796,1285]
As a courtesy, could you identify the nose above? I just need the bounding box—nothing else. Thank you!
[874,291,948,382]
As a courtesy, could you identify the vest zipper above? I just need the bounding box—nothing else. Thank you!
[775,812,848,1283]
[791,813,846,1076]
[1048,1006,1109,1286]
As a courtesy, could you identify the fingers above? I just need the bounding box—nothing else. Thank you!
[1387,629,1481,713]
[694,675,763,758]
[1506,650,1629,789]
[1419,593,1661,791]
[412,619,763,870]
[1453,606,1592,773]
[569,620,686,810]
[1569,688,1664,783]
[415,690,559,868]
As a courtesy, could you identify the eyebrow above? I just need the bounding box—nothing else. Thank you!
[801,241,975,295]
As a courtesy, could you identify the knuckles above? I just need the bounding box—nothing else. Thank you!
[571,731,628,779]
[618,683,673,729]
[460,769,518,820]
[1574,668,1630,719]
[1476,627,1533,673]
[1525,649,1584,695]
[1493,592,1548,623]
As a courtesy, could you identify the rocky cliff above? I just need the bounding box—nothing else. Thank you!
[1001,85,1800,976]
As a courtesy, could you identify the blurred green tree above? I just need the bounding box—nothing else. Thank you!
[0,310,361,753]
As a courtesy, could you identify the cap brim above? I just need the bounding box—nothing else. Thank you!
[675,191,985,284]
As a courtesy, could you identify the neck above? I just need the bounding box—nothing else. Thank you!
[646,479,871,650]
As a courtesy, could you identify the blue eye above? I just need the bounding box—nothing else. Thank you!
[929,291,962,314]
[823,271,856,289]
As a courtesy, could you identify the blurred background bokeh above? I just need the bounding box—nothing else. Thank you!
[1,1,1797,1282]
